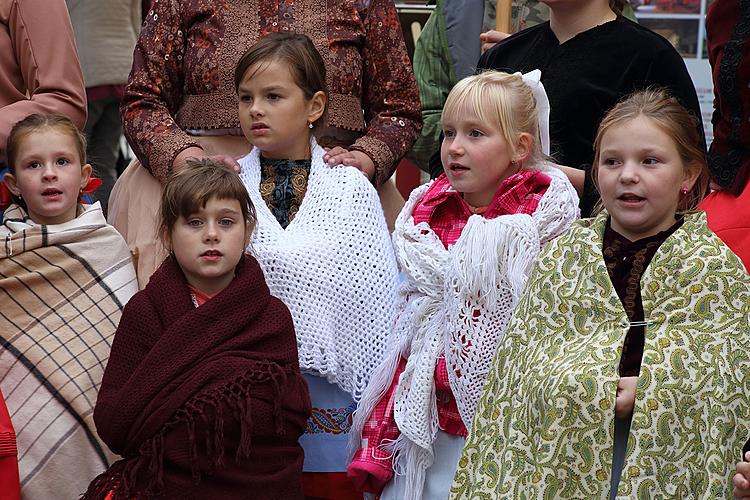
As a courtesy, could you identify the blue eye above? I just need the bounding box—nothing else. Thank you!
[469,129,484,137]
[219,218,235,226]
[187,219,202,227]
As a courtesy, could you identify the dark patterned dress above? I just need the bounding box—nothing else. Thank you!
[259,158,311,228]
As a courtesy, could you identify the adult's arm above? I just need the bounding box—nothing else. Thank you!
[120,0,201,182]
[0,0,86,154]
[406,0,454,171]
[349,0,423,187]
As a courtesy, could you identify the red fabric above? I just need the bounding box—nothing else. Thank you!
[699,182,750,272]
[705,0,750,192]
[348,359,406,494]
[412,170,552,248]
[187,284,215,306]
[434,358,467,437]
[302,472,360,500]
[85,255,311,499]
[86,84,125,102]
[0,390,20,500]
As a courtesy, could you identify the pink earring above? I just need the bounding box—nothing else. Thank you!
[680,186,689,195]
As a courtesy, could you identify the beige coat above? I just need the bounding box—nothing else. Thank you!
[66,0,141,88]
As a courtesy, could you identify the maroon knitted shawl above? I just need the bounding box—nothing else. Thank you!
[84,255,310,499]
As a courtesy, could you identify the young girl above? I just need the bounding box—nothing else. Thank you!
[234,33,399,498]
[347,71,580,499]
[451,89,750,499]
[84,159,311,499]
[0,113,137,498]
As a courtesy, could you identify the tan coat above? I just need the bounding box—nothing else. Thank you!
[66,0,141,88]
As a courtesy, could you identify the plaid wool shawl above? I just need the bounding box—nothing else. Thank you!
[0,203,137,498]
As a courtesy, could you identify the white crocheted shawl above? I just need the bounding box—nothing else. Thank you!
[350,163,579,498]
[238,139,399,400]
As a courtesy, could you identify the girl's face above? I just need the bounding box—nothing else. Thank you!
[441,109,530,207]
[167,196,251,296]
[597,116,699,241]
[237,60,325,160]
[3,128,92,225]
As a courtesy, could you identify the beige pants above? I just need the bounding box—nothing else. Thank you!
[107,160,404,289]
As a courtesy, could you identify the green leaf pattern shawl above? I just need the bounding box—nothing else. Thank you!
[450,211,750,499]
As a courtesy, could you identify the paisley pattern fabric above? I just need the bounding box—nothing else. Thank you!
[451,211,750,499]
[306,402,356,435]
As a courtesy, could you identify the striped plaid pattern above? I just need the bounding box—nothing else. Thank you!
[0,203,137,498]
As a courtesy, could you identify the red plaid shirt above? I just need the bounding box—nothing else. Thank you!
[347,170,551,494]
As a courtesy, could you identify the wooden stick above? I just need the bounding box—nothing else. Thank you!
[495,0,512,33]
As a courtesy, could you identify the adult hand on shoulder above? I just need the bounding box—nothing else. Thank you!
[173,147,242,174]
[480,30,511,53]
[734,453,750,499]
[615,376,638,419]
[323,147,375,181]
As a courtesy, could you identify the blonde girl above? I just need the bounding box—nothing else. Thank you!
[347,70,579,499]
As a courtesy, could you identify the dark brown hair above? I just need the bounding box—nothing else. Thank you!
[234,32,327,120]
[593,88,709,212]
[160,158,256,244]
[609,0,627,15]
[6,113,87,174]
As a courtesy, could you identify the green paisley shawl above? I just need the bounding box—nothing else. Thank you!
[451,212,750,499]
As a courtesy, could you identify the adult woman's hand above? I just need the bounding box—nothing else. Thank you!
[323,146,375,180]
[615,376,638,419]
[480,30,511,53]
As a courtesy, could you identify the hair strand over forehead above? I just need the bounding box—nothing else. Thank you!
[6,113,87,173]
[442,70,542,163]
[160,158,257,244]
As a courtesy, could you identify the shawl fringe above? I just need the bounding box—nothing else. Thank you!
[83,363,292,499]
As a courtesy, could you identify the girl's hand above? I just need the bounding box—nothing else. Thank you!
[480,30,511,53]
[734,453,750,499]
[173,147,241,174]
[323,147,375,180]
[615,376,638,419]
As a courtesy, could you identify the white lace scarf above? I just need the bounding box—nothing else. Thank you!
[238,139,399,400]
[350,163,579,498]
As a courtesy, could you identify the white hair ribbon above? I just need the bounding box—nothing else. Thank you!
[516,69,551,156]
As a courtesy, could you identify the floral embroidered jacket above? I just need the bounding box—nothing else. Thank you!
[451,211,750,499]
[122,0,421,186]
